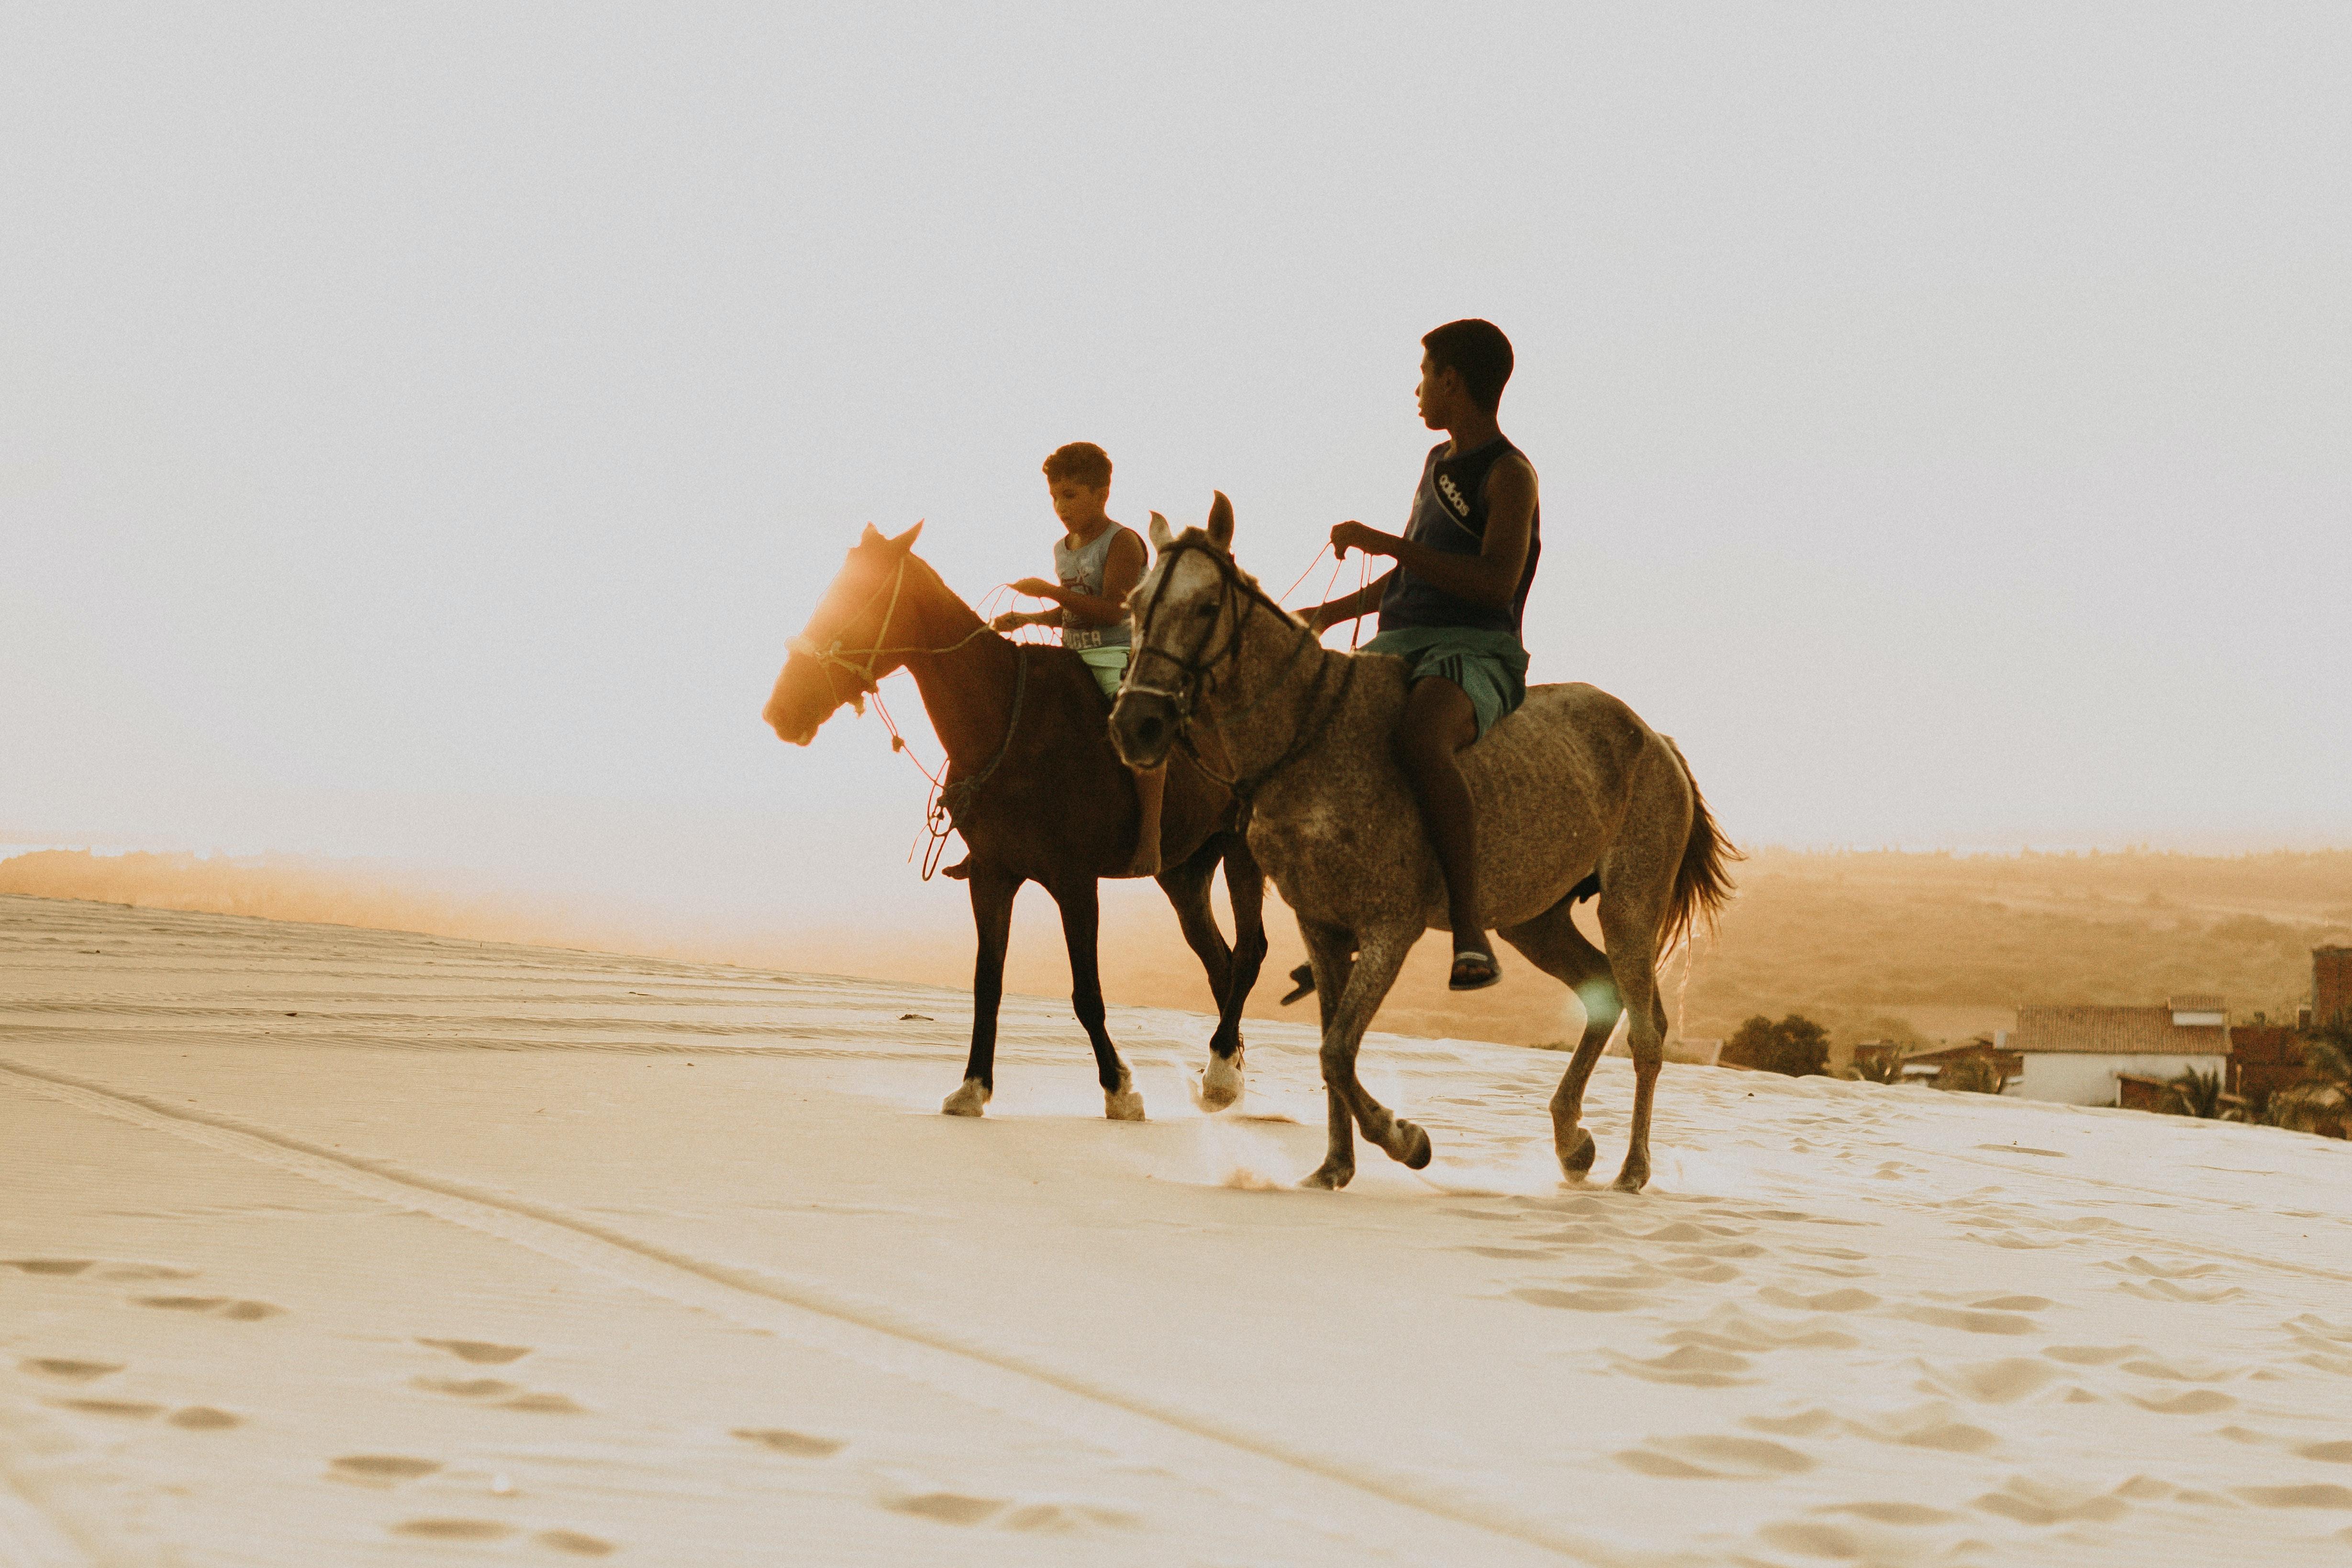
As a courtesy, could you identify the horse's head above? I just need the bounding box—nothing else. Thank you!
[1110,491,1251,770]
[762,521,925,745]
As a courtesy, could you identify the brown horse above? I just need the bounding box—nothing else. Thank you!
[763,522,1269,1119]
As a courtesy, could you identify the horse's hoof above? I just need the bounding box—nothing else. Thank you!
[1299,1162,1354,1190]
[1198,1051,1244,1112]
[1612,1162,1649,1194]
[1105,1085,1146,1122]
[1395,1120,1432,1170]
[941,1079,990,1117]
[1559,1128,1597,1179]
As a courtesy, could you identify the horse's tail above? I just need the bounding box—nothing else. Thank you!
[1659,737,1739,958]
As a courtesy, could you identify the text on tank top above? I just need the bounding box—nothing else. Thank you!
[1375,436,1540,636]
[1052,523,1136,650]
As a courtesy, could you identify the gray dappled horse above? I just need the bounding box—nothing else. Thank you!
[1110,496,1734,1191]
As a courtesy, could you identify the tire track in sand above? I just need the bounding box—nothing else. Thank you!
[0,1056,1635,1568]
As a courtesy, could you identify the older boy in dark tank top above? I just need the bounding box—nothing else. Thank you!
[1304,320,1538,991]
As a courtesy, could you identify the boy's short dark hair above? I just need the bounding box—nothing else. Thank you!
[1421,319,1514,412]
[1042,442,1113,488]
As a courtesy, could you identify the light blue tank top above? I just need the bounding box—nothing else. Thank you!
[1051,524,1137,650]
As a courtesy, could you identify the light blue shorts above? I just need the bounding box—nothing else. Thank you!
[1078,646,1129,700]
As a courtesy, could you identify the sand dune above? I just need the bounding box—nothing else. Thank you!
[5,894,2352,1565]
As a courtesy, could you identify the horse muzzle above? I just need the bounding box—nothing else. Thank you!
[1109,687,1179,769]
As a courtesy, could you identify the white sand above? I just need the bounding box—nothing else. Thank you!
[4,895,2351,1566]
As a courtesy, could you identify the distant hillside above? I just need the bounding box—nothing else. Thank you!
[7,845,2349,1057]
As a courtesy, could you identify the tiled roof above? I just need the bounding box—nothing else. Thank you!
[2011,1005,2229,1056]
[2167,993,2224,1012]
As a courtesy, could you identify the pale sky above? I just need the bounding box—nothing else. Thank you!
[4,5,2347,923]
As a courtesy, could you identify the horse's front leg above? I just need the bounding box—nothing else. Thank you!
[1304,925,1426,1186]
[1051,877,1143,1120]
[1156,843,1242,1109]
[945,866,1021,1116]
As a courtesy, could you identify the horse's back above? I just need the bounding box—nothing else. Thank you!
[1468,680,1664,801]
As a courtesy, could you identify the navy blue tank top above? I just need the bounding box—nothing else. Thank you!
[1377,436,1540,635]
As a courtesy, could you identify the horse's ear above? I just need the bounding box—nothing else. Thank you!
[891,520,924,551]
[859,523,885,546]
[1148,512,1175,552]
[1205,491,1235,551]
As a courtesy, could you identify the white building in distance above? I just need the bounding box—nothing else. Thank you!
[1996,995,2230,1106]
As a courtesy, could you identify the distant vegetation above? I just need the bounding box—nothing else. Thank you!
[1679,847,2352,1051]
[1721,1013,1830,1077]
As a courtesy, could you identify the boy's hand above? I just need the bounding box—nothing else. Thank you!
[1329,521,1393,560]
[1011,577,1062,600]
[990,611,1038,632]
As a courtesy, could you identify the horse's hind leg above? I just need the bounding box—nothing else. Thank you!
[946,867,1020,1116]
[1052,877,1143,1121]
[1499,895,1621,1179]
[1597,888,1672,1193]
[1294,921,1360,1188]
[1304,925,1428,1187]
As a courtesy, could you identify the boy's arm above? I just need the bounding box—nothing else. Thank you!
[1327,455,1537,614]
[1011,530,1147,627]
[1304,570,1397,633]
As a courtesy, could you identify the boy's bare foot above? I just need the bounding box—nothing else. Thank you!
[1127,843,1161,878]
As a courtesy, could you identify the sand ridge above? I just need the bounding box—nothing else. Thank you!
[5,894,2352,1565]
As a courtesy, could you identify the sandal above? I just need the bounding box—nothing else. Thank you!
[1449,950,1502,992]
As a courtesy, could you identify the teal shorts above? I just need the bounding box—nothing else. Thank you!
[1078,645,1129,699]
[1359,626,1529,739]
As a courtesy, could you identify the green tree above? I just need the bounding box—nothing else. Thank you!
[1724,1013,1832,1077]
[2265,1020,2352,1136]
[2168,1065,2228,1119]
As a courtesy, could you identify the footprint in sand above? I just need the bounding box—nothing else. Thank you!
[2,1259,95,1277]
[1757,1286,1879,1313]
[1661,1306,1859,1353]
[536,1529,616,1557]
[168,1407,241,1430]
[733,1428,846,1458]
[1840,1402,1998,1454]
[1617,1434,1814,1479]
[392,1519,514,1542]
[497,1393,585,1414]
[420,1339,533,1366]
[884,1492,1007,1526]
[1895,1304,2039,1337]
[1606,1346,1753,1388]
[1511,1286,1651,1313]
[56,1399,165,1419]
[333,1456,443,1484]
[414,1378,519,1400]
[21,1358,122,1383]
[1973,1475,2133,1525]
[133,1295,283,1320]
[2238,1483,2352,1509]
[1916,1356,2065,1405]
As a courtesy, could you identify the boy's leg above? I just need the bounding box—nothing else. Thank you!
[1128,764,1165,877]
[1394,677,1494,987]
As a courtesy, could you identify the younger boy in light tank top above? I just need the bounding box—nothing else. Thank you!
[991,442,1167,876]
